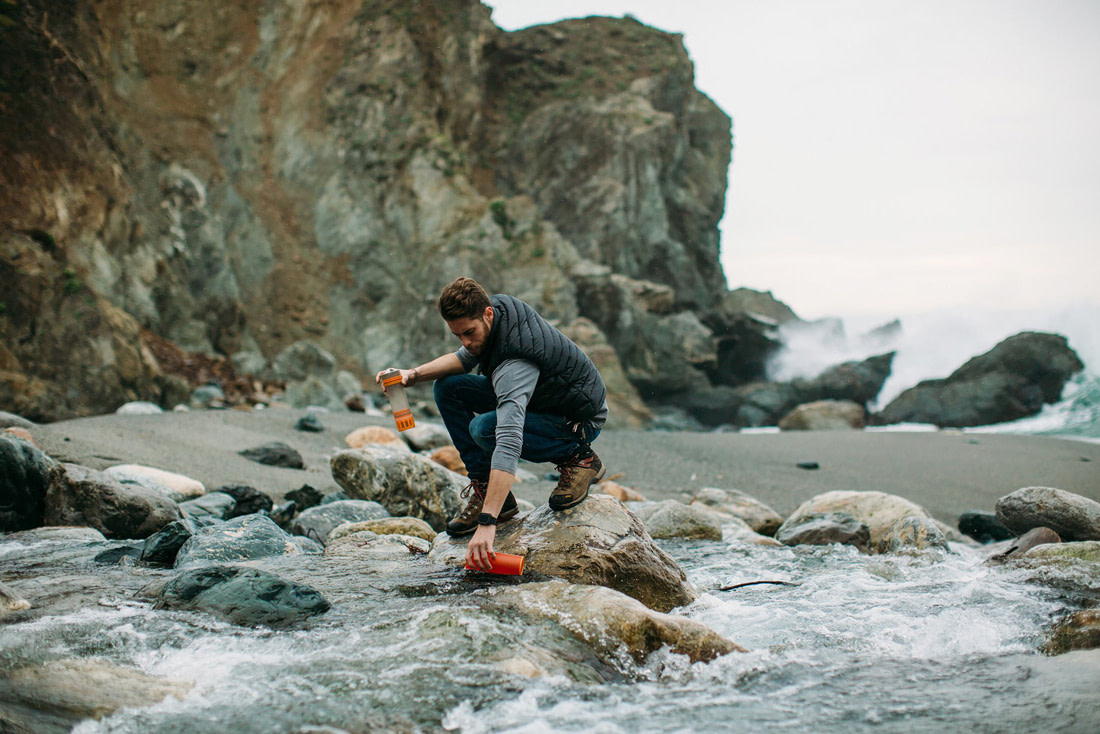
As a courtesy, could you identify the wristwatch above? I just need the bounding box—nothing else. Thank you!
[477,513,498,526]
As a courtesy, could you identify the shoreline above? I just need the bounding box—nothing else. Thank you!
[26,408,1100,528]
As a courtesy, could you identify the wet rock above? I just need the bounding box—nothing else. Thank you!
[266,500,298,529]
[179,491,237,519]
[775,512,871,551]
[1043,610,1100,655]
[778,399,866,431]
[958,511,1014,543]
[430,495,696,612]
[115,401,164,415]
[689,487,783,535]
[722,516,784,546]
[987,527,1062,563]
[1022,540,1100,563]
[155,564,330,627]
[877,332,1082,427]
[3,426,36,446]
[93,544,143,564]
[295,413,325,432]
[290,499,390,542]
[428,445,466,474]
[632,500,724,541]
[329,516,437,543]
[292,535,325,554]
[877,516,949,553]
[796,461,820,470]
[103,464,206,502]
[1,434,55,531]
[104,464,206,506]
[783,490,937,548]
[217,484,274,517]
[401,423,453,452]
[175,514,301,568]
[0,411,36,430]
[485,581,744,665]
[44,463,181,539]
[331,447,466,531]
[0,580,30,612]
[238,441,304,468]
[141,517,221,566]
[0,659,190,727]
[324,532,431,560]
[4,526,107,543]
[345,426,409,451]
[321,489,351,504]
[286,484,324,510]
[995,486,1100,541]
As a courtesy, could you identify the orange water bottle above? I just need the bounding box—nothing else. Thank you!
[379,369,415,431]
[465,552,526,575]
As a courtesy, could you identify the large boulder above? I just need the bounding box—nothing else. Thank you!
[154,565,330,627]
[995,486,1100,542]
[289,499,390,542]
[689,487,783,535]
[330,447,466,531]
[631,500,724,540]
[430,495,696,612]
[174,514,301,568]
[484,581,744,665]
[0,659,190,728]
[877,332,1083,427]
[782,490,938,549]
[141,517,221,566]
[43,463,181,539]
[778,400,866,431]
[0,434,55,531]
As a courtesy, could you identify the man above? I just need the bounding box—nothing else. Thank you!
[376,277,607,572]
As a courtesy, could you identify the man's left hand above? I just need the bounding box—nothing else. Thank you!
[466,524,497,571]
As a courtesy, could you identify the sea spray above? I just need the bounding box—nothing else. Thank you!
[766,305,1100,436]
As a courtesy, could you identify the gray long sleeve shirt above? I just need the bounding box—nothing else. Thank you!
[456,347,607,475]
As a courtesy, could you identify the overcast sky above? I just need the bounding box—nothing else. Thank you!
[484,1,1100,320]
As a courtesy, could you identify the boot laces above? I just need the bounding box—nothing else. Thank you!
[461,480,487,501]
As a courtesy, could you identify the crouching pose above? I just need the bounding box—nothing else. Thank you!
[376,277,608,571]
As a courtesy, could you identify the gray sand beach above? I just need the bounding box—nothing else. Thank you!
[32,407,1100,526]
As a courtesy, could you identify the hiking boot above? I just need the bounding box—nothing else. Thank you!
[445,479,519,536]
[549,445,605,511]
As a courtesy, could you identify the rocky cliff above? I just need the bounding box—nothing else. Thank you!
[2,0,753,424]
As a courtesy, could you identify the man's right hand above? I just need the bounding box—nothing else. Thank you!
[375,368,417,394]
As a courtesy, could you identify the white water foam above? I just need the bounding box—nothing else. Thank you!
[765,304,1100,435]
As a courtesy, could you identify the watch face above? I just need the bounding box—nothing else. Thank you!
[477,512,497,525]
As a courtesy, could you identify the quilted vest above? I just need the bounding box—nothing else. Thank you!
[478,295,606,421]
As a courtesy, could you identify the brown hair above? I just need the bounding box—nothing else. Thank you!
[438,277,491,321]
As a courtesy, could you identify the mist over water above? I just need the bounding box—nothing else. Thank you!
[765,305,1100,438]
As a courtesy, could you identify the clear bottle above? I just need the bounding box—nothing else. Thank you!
[379,369,415,431]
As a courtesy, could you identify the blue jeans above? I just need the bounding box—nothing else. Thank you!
[433,374,600,482]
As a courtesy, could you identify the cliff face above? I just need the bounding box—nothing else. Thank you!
[1,0,734,422]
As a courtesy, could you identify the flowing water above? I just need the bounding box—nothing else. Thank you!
[2,532,1097,733]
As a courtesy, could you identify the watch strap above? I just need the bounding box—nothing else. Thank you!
[477,512,498,526]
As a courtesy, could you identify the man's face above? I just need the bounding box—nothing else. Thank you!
[447,306,493,356]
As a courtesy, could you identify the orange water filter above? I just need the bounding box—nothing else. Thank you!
[379,369,415,431]
[465,552,525,575]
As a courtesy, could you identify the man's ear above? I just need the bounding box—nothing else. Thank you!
[483,306,494,323]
